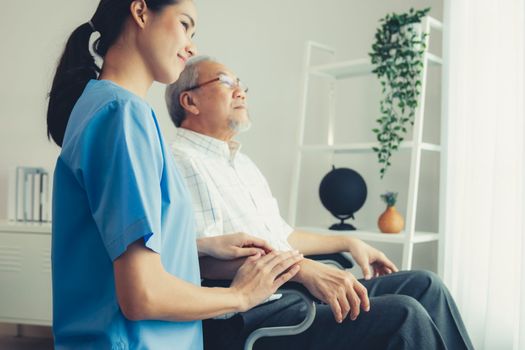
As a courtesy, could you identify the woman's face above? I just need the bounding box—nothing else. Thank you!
[138,0,197,84]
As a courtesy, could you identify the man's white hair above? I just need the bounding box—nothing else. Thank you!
[165,55,215,127]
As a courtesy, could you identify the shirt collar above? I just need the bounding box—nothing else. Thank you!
[174,128,241,162]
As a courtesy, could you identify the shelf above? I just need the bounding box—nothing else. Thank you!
[299,226,439,244]
[0,220,51,234]
[292,24,444,270]
[301,141,441,154]
[309,53,442,79]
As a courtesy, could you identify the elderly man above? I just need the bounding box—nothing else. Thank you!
[165,56,473,350]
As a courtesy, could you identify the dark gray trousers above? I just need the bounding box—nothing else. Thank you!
[203,270,474,350]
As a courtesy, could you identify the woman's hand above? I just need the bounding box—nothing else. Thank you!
[197,233,273,260]
[348,238,398,280]
[230,250,303,312]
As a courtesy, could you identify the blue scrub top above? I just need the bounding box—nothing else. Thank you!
[52,79,203,349]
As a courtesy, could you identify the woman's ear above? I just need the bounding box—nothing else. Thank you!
[130,0,149,29]
[180,92,200,115]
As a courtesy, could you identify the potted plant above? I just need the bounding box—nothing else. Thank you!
[378,192,404,234]
[369,7,430,178]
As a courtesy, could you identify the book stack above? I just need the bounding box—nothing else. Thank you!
[7,166,51,223]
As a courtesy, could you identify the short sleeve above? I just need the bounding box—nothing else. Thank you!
[80,99,163,260]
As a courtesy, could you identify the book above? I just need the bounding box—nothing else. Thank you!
[7,166,16,221]
[39,172,44,222]
[11,166,49,223]
[43,172,51,222]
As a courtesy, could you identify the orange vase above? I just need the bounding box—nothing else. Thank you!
[378,206,404,234]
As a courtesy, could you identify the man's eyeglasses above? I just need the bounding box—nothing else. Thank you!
[185,74,249,93]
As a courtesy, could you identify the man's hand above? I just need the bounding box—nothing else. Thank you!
[347,238,398,280]
[197,233,273,260]
[293,259,369,323]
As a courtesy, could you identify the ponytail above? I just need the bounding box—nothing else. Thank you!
[47,0,184,147]
[47,22,99,147]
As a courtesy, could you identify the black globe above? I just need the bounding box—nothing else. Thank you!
[319,166,367,230]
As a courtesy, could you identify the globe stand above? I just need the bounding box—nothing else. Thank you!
[329,214,356,231]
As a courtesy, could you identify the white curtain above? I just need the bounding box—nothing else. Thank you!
[442,0,525,349]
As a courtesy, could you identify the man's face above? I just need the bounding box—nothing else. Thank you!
[192,61,250,134]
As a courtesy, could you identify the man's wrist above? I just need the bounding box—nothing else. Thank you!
[342,235,358,254]
[290,259,314,283]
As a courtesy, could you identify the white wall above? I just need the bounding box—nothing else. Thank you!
[1,0,442,271]
[0,1,100,218]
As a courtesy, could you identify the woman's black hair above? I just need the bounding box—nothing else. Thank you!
[47,0,182,147]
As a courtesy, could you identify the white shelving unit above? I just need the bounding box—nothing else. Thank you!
[288,16,443,270]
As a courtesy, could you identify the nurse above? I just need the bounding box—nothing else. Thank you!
[46,0,303,349]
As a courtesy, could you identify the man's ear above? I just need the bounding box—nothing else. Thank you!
[180,92,200,115]
[130,0,149,29]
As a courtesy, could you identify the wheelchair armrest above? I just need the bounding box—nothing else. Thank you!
[305,252,354,269]
[201,279,318,350]
[275,281,321,303]
[201,279,320,304]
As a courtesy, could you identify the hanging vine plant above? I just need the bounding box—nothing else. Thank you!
[369,7,430,178]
